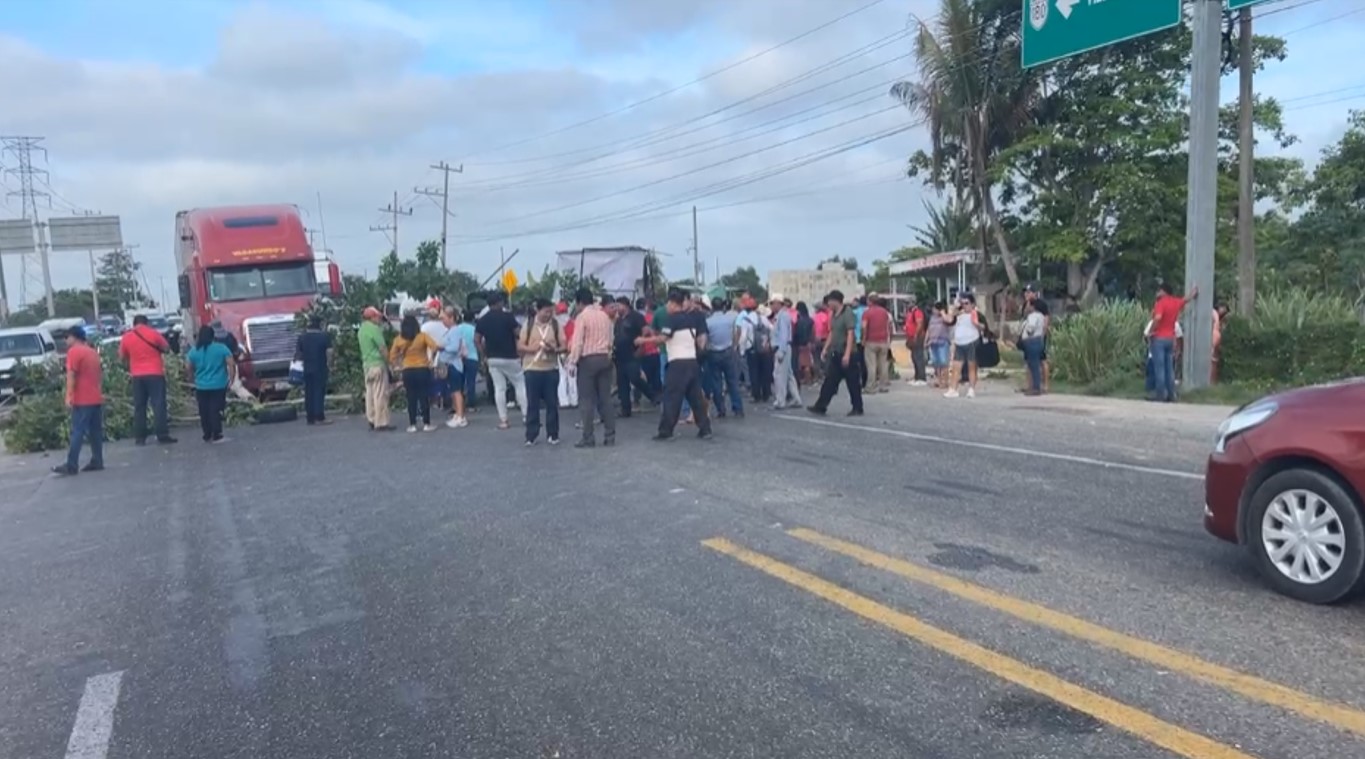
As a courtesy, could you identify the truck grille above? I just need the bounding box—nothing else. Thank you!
[243,318,298,364]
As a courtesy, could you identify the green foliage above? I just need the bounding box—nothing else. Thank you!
[374,240,481,306]
[1047,300,1149,386]
[720,266,767,301]
[6,288,99,326]
[1241,288,1355,332]
[2,346,198,453]
[1221,289,1363,386]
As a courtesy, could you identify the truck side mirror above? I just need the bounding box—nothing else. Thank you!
[178,274,191,310]
[328,262,342,297]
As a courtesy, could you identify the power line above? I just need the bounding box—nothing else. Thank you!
[463,27,914,171]
[467,103,906,233]
[1279,82,1365,104]
[1255,0,1327,18]
[370,191,414,256]
[1284,92,1365,111]
[414,161,463,269]
[467,77,911,195]
[457,0,891,162]
[453,119,923,244]
[1280,5,1365,35]
[460,171,907,237]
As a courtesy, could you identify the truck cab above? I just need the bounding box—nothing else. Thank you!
[175,205,321,394]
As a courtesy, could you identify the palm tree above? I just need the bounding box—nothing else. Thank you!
[910,198,977,252]
[890,0,1036,286]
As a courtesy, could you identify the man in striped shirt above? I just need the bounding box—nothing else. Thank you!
[567,287,616,447]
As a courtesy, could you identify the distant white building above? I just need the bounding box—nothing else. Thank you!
[768,263,864,307]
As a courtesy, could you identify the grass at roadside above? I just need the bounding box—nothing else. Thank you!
[1047,373,1273,407]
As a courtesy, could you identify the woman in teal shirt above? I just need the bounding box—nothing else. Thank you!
[186,325,235,442]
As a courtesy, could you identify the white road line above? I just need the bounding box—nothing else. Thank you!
[777,415,1205,481]
[64,671,124,759]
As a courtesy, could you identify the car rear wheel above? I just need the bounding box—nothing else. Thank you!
[1246,468,1365,604]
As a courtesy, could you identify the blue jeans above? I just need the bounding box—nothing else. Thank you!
[705,350,744,414]
[1021,337,1044,392]
[1150,338,1176,401]
[303,370,328,422]
[67,404,104,470]
[929,342,950,369]
[462,358,479,406]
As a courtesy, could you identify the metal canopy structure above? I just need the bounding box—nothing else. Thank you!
[47,215,122,251]
[886,248,979,302]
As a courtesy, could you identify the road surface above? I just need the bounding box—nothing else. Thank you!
[2,382,1362,758]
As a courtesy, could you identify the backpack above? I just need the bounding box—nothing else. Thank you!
[753,315,773,352]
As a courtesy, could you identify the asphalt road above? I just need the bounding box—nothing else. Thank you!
[2,381,1363,759]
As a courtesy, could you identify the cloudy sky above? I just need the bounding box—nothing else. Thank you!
[0,0,1362,309]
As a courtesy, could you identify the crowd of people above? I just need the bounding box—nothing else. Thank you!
[52,280,1143,476]
[346,286,927,447]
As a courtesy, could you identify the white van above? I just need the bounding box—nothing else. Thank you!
[0,327,60,397]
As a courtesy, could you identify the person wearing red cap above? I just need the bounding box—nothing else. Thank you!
[358,306,393,430]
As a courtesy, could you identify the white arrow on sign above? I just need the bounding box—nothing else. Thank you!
[1056,0,1080,20]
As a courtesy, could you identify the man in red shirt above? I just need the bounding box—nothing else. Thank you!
[1149,282,1198,403]
[904,295,928,385]
[860,295,895,393]
[54,326,105,476]
[118,314,177,445]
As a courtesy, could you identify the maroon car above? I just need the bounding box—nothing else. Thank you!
[1205,379,1365,604]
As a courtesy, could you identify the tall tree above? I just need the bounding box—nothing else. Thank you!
[891,0,1036,286]
[95,249,146,313]
[720,266,767,301]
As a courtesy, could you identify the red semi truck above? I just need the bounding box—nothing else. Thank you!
[175,204,341,394]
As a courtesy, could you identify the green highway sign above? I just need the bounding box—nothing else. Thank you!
[1227,0,1271,8]
[1021,0,1183,69]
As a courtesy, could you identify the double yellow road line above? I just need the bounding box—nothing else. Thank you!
[704,529,1365,759]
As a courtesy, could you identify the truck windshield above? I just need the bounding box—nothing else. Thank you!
[208,262,315,302]
[0,333,43,359]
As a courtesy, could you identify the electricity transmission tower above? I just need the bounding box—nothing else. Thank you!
[371,191,413,256]
[414,161,462,270]
[2,136,54,315]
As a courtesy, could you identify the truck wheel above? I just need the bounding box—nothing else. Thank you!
[254,405,298,425]
[1245,468,1365,604]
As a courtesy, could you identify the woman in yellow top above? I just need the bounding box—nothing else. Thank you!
[519,298,566,446]
[389,314,442,432]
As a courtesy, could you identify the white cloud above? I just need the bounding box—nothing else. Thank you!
[0,0,1355,312]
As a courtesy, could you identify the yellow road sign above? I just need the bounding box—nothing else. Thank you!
[501,269,519,293]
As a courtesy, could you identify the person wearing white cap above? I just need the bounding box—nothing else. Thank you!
[769,294,802,409]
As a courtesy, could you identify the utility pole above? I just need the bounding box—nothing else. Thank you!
[416,161,462,270]
[371,191,412,256]
[1183,0,1220,391]
[691,205,700,284]
[2,136,54,316]
[88,250,99,319]
[1236,6,1256,318]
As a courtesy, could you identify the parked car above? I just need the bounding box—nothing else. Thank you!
[1204,379,1365,604]
[0,327,60,398]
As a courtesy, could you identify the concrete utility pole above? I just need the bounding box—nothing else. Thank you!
[416,162,462,270]
[2,136,54,316]
[1183,0,1221,391]
[691,205,700,284]
[1236,6,1256,318]
[88,250,99,319]
[371,191,413,256]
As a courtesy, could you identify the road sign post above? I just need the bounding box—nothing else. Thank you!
[1021,0,1182,69]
